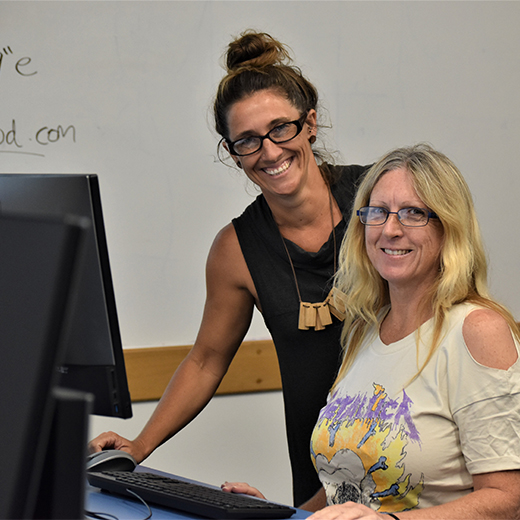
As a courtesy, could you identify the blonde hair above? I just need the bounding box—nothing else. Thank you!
[333,143,519,389]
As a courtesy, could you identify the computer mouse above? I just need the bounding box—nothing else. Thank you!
[86,449,137,472]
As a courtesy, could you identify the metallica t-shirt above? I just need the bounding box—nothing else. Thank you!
[311,303,520,514]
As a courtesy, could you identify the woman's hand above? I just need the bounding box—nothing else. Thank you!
[309,502,391,519]
[220,482,266,500]
[88,431,146,464]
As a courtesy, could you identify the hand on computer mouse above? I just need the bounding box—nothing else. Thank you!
[86,449,137,472]
[88,431,146,464]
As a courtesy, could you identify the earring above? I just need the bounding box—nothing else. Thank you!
[309,135,316,144]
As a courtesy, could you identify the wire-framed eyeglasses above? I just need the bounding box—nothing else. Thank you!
[224,115,308,157]
[357,206,439,227]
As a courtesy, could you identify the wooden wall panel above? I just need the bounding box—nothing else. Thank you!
[123,340,282,402]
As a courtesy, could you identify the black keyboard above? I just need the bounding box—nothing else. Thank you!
[88,470,296,519]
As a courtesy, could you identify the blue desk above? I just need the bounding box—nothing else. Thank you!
[86,466,312,519]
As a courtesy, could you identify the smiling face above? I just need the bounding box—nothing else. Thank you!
[225,89,318,199]
[365,167,444,297]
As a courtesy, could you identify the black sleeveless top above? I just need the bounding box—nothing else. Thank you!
[232,164,367,505]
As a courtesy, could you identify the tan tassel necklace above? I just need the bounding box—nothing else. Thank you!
[278,187,347,331]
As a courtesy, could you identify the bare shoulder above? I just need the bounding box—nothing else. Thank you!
[462,308,518,370]
[210,223,241,255]
[206,223,258,301]
[207,223,245,275]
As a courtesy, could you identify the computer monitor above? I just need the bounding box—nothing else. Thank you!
[0,213,87,519]
[0,174,132,418]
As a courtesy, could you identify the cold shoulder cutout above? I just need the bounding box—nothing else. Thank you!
[462,308,519,370]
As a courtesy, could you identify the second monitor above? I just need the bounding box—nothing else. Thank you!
[0,173,132,419]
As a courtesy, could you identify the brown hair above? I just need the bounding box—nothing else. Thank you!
[213,30,338,181]
[214,30,319,140]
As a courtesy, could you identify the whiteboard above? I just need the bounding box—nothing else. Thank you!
[1,1,519,349]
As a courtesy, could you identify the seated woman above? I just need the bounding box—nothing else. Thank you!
[223,143,520,519]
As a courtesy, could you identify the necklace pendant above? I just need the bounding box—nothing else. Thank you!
[328,287,347,321]
[298,301,332,331]
[298,288,346,331]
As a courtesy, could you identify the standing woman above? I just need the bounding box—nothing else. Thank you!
[89,30,368,506]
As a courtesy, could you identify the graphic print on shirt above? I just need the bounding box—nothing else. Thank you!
[311,383,424,513]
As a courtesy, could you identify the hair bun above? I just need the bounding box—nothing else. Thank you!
[226,30,291,72]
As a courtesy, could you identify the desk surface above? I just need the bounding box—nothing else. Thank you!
[86,466,312,519]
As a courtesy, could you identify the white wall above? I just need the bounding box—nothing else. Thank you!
[89,392,293,505]
[2,0,520,507]
[1,2,519,345]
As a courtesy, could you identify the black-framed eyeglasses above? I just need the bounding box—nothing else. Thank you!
[224,114,308,157]
[357,206,438,227]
